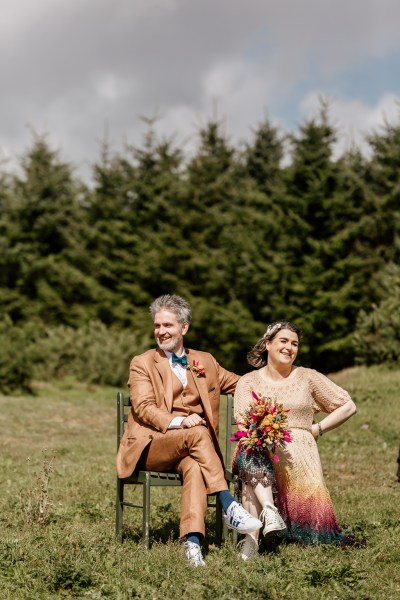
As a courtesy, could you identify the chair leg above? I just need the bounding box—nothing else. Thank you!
[116,479,124,543]
[143,472,151,549]
[230,482,238,545]
[215,495,223,547]
[231,528,238,545]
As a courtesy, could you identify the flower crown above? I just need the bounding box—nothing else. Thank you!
[264,322,283,339]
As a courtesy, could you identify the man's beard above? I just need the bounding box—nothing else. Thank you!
[156,337,181,353]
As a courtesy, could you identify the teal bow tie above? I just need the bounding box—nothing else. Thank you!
[172,353,187,367]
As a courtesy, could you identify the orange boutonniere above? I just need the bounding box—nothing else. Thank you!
[187,360,206,377]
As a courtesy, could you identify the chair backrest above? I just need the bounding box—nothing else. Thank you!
[224,394,236,467]
[117,391,130,449]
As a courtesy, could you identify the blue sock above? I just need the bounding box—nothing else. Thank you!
[186,532,201,546]
[217,490,236,513]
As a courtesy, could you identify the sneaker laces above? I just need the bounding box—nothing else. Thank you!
[260,504,277,522]
[184,541,205,567]
[228,502,250,522]
[260,504,285,533]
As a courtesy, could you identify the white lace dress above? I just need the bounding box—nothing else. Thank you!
[232,366,351,544]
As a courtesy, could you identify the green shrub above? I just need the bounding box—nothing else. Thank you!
[31,320,150,386]
[0,318,150,393]
[0,316,43,394]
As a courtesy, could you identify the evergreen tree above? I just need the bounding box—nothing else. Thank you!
[86,144,145,325]
[365,114,400,265]
[183,119,240,300]
[87,123,186,331]
[235,119,291,324]
[282,105,351,369]
[353,263,400,365]
[127,122,187,300]
[7,136,98,325]
[181,120,263,369]
[244,118,285,197]
[0,110,399,381]
[0,171,22,317]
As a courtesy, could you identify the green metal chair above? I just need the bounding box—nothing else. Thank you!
[115,392,237,547]
[223,392,239,545]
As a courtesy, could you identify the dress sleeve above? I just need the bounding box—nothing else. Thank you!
[309,369,352,414]
[233,375,255,422]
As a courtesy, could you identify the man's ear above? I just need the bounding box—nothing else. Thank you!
[182,323,189,336]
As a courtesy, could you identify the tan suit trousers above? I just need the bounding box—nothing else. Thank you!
[139,424,228,537]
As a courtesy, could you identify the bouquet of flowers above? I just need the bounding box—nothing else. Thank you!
[230,391,291,462]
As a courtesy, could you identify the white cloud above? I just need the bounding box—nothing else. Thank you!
[0,0,399,181]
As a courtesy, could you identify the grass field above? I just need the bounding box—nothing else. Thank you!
[0,366,399,599]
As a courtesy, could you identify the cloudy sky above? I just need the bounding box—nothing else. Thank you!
[1,0,399,181]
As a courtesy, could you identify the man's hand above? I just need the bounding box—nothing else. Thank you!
[182,414,206,428]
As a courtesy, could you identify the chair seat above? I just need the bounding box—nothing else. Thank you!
[122,470,183,486]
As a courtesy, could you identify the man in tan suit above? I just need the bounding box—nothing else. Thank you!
[117,294,262,566]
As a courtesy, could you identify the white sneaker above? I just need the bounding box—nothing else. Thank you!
[237,535,259,561]
[184,541,205,567]
[260,503,286,537]
[224,501,262,534]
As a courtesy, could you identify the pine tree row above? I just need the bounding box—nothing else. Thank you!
[0,104,399,389]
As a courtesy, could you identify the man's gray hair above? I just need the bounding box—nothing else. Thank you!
[149,294,192,325]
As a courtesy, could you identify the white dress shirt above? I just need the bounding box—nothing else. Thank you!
[165,350,187,429]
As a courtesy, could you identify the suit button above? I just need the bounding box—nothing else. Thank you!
[182,392,186,397]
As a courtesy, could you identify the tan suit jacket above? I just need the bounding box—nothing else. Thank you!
[116,347,239,478]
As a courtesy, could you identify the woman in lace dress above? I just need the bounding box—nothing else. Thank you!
[232,321,357,559]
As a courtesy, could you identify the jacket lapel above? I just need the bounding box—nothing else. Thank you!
[186,349,214,429]
[154,349,174,412]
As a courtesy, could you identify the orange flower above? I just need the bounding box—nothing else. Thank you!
[187,360,206,377]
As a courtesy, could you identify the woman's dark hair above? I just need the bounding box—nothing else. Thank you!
[247,321,302,369]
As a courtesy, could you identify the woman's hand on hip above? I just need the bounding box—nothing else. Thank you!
[311,423,319,440]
